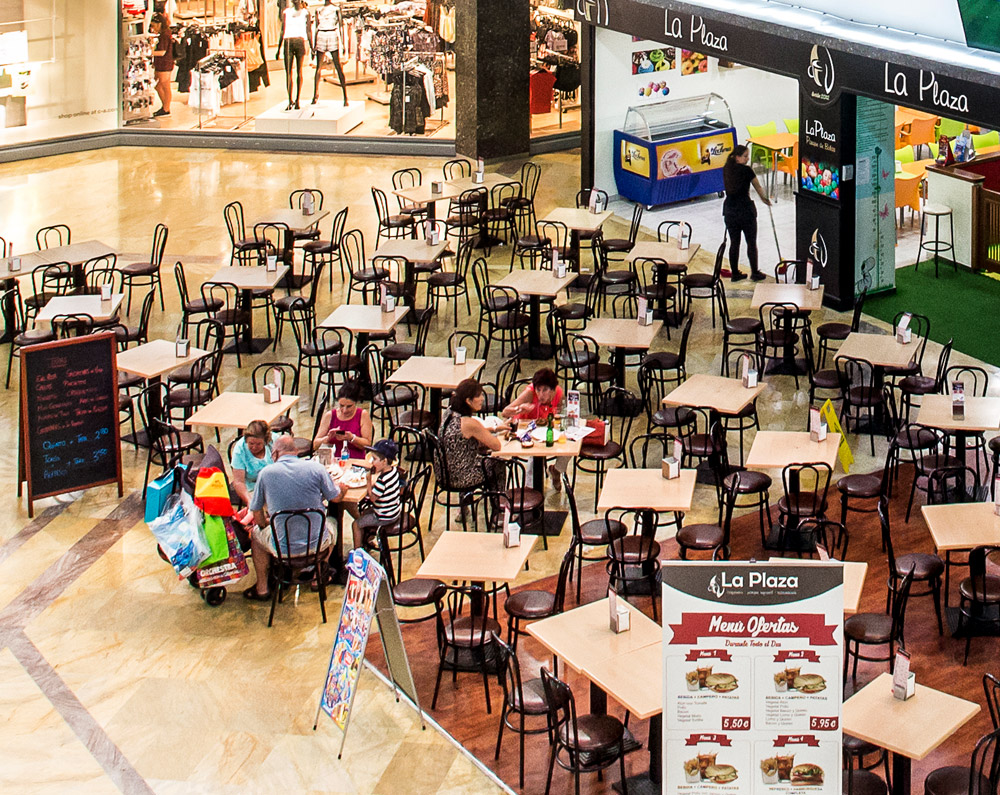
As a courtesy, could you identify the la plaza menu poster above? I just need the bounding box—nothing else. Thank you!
[662,562,843,794]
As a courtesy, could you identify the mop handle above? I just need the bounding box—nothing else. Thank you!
[767,201,782,261]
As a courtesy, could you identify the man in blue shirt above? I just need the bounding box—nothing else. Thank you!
[244,436,342,600]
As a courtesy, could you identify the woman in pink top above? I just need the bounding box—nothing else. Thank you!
[312,381,374,457]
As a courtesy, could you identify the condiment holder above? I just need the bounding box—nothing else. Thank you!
[895,312,912,344]
[430,180,443,194]
[454,345,467,365]
[262,367,283,404]
[608,588,630,633]
[100,284,113,302]
[302,190,315,216]
[380,284,395,313]
[266,253,278,272]
[502,507,520,548]
[809,406,828,442]
[892,649,915,700]
[8,255,19,273]
[661,437,680,479]
[740,353,758,388]
[175,338,190,357]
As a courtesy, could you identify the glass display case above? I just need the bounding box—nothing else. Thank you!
[614,93,737,206]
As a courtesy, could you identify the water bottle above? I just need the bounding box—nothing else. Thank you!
[340,443,350,470]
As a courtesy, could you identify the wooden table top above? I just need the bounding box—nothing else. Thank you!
[747,132,798,151]
[207,265,289,290]
[317,304,409,333]
[836,332,921,368]
[662,373,765,415]
[597,468,697,513]
[36,293,124,323]
[583,317,662,349]
[185,391,299,429]
[494,427,582,459]
[415,531,537,583]
[447,172,517,191]
[14,240,116,269]
[842,673,979,761]
[496,268,577,298]
[373,239,451,263]
[776,558,868,614]
[115,339,209,379]
[750,282,826,310]
[387,355,485,390]
[526,597,662,674]
[901,159,935,179]
[252,208,329,234]
[746,431,841,469]
[916,395,1000,433]
[626,240,701,266]
[583,643,663,720]
[922,502,1000,552]
[540,207,613,232]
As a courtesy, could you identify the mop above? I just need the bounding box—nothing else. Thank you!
[767,199,782,261]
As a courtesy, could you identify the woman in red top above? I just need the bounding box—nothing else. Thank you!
[501,368,567,490]
[312,380,374,458]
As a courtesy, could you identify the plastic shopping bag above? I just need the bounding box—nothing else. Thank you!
[196,519,250,588]
[201,514,232,567]
[145,465,186,524]
[148,490,210,579]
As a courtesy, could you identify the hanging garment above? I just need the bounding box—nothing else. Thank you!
[529,68,556,114]
[389,70,429,134]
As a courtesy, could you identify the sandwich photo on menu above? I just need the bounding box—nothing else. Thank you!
[793,673,827,694]
[790,763,824,786]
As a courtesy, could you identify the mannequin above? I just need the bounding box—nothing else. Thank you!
[276,0,311,110]
[312,0,348,105]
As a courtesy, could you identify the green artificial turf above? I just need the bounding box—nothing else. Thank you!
[864,263,1000,367]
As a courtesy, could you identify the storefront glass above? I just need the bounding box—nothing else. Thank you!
[0,0,119,147]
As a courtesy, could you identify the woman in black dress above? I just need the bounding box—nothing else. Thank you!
[722,144,772,282]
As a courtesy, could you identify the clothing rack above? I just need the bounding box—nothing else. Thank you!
[193,47,249,130]
[399,49,447,133]
[365,20,408,105]
[322,0,375,86]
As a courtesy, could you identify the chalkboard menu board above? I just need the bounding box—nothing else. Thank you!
[18,332,123,516]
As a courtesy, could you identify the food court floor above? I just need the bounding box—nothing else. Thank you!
[0,145,987,793]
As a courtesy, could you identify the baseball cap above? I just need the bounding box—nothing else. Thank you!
[365,439,399,461]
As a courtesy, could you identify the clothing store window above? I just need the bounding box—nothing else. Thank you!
[529,0,580,137]
[0,0,118,147]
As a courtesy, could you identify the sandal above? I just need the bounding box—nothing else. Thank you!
[243,586,271,601]
[548,465,562,492]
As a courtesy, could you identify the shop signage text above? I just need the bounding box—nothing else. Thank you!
[805,119,837,150]
[664,12,729,53]
[882,64,970,114]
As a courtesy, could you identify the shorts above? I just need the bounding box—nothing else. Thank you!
[252,522,332,558]
[284,37,306,64]
[315,30,340,52]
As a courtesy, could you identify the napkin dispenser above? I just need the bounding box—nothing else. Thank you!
[175,338,190,358]
[472,171,485,184]
[266,253,278,272]
[454,345,467,365]
[263,367,283,404]
[892,649,915,700]
[502,508,520,548]
[317,445,333,467]
[9,256,19,273]
[952,381,965,419]
[740,353,758,388]
[805,260,821,290]
[662,455,680,480]
[100,284,113,302]
[430,180,443,194]
[302,190,315,216]
[380,284,395,313]
[809,406,828,442]
[637,297,650,325]
[678,228,690,250]
[896,312,912,344]
[609,588,630,633]
[425,221,439,245]
[554,261,567,279]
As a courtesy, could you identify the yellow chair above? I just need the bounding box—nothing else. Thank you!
[895,146,915,165]
[784,118,799,134]
[973,131,1000,151]
[895,175,921,229]
[927,142,939,159]
[746,121,778,169]
[935,118,966,139]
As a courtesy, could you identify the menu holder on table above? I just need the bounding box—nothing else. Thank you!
[662,436,680,479]
[810,406,828,442]
[453,345,466,365]
[380,284,395,313]
[502,506,520,548]
[262,366,283,404]
[952,381,965,419]
[896,311,912,344]
[740,352,758,388]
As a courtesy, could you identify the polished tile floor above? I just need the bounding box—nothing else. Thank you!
[0,145,985,793]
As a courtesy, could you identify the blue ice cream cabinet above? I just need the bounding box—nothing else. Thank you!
[613,93,736,208]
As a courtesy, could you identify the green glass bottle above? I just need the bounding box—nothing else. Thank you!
[545,414,554,447]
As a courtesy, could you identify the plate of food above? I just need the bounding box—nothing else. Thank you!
[704,764,738,784]
[705,672,738,693]
[790,763,824,786]
[793,673,827,694]
[530,427,566,443]
[338,466,367,489]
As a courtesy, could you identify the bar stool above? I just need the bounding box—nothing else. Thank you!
[915,203,955,277]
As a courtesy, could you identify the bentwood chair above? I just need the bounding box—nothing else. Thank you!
[174,261,222,336]
[492,633,551,790]
[121,222,168,313]
[923,724,1000,795]
[375,525,446,626]
[563,473,627,602]
[432,584,501,713]
[372,186,416,245]
[288,188,324,245]
[843,567,913,684]
[266,509,332,627]
[223,200,265,266]
[957,545,1000,665]
[504,543,574,652]
[682,237,726,328]
[540,668,628,795]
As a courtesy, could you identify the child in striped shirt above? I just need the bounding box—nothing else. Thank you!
[353,439,403,550]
